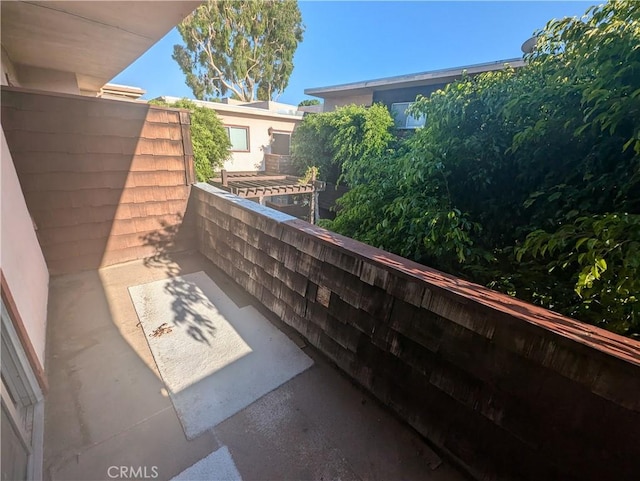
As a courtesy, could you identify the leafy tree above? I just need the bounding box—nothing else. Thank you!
[290,110,336,181]
[298,99,320,107]
[323,1,640,337]
[291,104,396,185]
[150,98,231,181]
[173,0,304,102]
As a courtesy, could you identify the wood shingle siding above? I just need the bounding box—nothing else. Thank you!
[1,87,196,274]
[192,182,640,481]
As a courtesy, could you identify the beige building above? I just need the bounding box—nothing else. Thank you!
[162,96,304,172]
[98,83,146,101]
[306,58,525,128]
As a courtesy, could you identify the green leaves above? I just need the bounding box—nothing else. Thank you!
[317,0,640,338]
[290,104,395,186]
[298,99,320,107]
[173,0,304,101]
[517,214,639,335]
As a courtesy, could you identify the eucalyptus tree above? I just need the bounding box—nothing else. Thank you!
[173,0,304,101]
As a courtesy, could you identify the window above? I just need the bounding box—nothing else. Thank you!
[1,300,44,480]
[2,385,29,481]
[225,126,249,152]
[271,132,291,156]
[390,102,426,129]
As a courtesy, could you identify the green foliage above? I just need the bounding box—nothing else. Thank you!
[298,165,319,184]
[173,0,304,101]
[298,99,320,107]
[323,1,640,337]
[290,109,335,181]
[516,214,639,333]
[290,104,396,185]
[150,98,231,182]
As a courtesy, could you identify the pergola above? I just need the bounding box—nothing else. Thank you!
[209,171,325,223]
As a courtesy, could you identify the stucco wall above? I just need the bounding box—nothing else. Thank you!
[15,65,80,95]
[0,128,49,366]
[1,87,196,274]
[0,48,81,95]
[192,183,640,481]
[214,111,300,172]
[322,93,373,112]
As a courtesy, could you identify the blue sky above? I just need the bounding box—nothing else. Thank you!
[112,1,595,105]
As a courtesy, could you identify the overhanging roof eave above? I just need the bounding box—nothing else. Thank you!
[305,58,525,98]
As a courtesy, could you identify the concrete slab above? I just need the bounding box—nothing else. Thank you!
[129,271,313,439]
[44,259,218,481]
[215,382,362,481]
[170,446,241,481]
[48,406,219,481]
[44,251,468,481]
[215,346,466,481]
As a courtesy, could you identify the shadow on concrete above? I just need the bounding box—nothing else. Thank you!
[43,259,220,481]
[140,214,218,346]
[136,214,315,441]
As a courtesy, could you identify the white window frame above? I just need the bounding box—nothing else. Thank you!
[225,125,250,152]
[391,102,426,130]
[1,300,45,481]
[270,131,292,156]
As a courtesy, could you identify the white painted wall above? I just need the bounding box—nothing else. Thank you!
[1,46,81,95]
[216,113,300,172]
[162,97,302,173]
[0,128,49,366]
[16,65,80,95]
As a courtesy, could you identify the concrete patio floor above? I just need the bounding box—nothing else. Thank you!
[43,250,469,481]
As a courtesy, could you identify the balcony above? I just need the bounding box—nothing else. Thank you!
[44,250,464,480]
[2,87,639,481]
